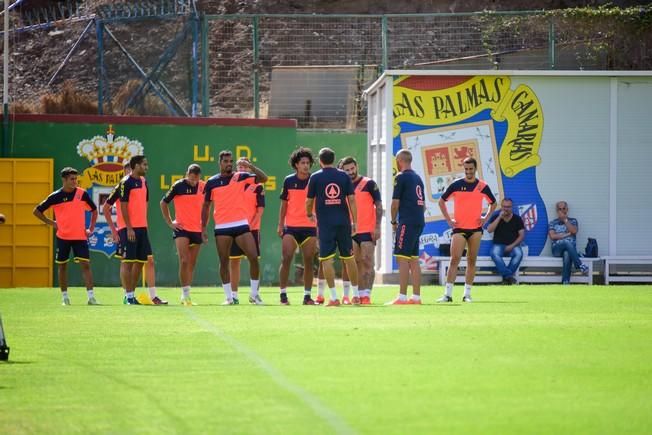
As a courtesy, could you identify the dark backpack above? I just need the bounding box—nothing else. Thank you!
[584,238,599,257]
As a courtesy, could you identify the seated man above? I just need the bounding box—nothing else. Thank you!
[548,201,589,284]
[487,198,525,285]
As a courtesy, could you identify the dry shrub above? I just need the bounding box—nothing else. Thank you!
[0,101,36,114]
[39,81,97,114]
[113,80,171,116]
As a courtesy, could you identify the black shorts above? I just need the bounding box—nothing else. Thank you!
[114,228,127,259]
[174,229,203,246]
[452,227,483,240]
[393,223,424,259]
[122,227,152,263]
[230,230,260,259]
[55,238,90,264]
[353,232,374,245]
[283,227,316,247]
[214,224,250,238]
[318,224,353,260]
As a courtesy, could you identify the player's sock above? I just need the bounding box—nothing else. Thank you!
[411,294,421,301]
[223,283,233,301]
[61,290,68,299]
[329,288,338,301]
[445,282,454,297]
[280,287,287,294]
[464,283,472,298]
[126,291,135,299]
[250,279,260,297]
[304,288,311,295]
[342,280,351,297]
[182,286,190,298]
[86,289,94,298]
[352,285,359,297]
[148,287,157,299]
[318,279,326,297]
[397,293,407,301]
[232,291,238,300]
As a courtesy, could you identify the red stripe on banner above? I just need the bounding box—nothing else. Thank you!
[397,76,471,91]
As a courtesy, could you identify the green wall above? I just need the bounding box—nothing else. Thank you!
[2,116,367,287]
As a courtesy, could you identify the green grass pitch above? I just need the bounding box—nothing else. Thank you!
[1,284,651,434]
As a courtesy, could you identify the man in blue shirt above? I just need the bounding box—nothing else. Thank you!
[306,148,359,306]
[386,149,426,305]
[548,200,589,284]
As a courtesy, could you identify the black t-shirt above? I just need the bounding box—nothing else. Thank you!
[488,212,525,245]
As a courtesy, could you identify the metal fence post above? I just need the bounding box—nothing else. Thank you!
[381,15,388,71]
[201,14,209,117]
[253,15,260,119]
[191,14,199,117]
[549,17,556,69]
[96,19,104,115]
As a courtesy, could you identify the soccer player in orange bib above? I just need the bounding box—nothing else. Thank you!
[339,156,383,305]
[202,150,268,305]
[33,167,98,305]
[277,147,318,305]
[229,157,265,303]
[160,164,206,306]
[119,155,167,305]
[104,161,159,304]
[437,156,496,303]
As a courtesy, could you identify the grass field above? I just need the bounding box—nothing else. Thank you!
[1,284,651,434]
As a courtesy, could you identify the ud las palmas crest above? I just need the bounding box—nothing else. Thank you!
[76,125,144,257]
[392,75,548,265]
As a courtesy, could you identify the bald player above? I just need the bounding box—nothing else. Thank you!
[385,150,425,305]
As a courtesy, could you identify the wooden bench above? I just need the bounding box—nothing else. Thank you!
[434,256,603,285]
[603,256,652,284]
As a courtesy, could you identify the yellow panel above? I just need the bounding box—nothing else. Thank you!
[15,225,49,246]
[16,204,45,224]
[15,182,53,204]
[0,161,14,182]
[0,226,13,245]
[0,182,13,203]
[0,246,12,267]
[0,159,53,287]
[0,267,12,288]
[14,268,49,287]
[14,161,52,182]
[15,246,50,267]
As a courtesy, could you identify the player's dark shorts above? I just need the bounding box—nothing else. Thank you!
[452,227,483,240]
[114,228,127,259]
[214,224,250,238]
[230,230,260,259]
[283,226,317,247]
[122,227,152,263]
[353,232,374,245]
[173,229,203,246]
[55,237,90,264]
[318,224,353,260]
[393,223,424,258]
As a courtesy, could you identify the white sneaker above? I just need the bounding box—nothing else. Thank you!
[62,296,71,306]
[87,297,99,305]
[221,299,235,306]
[462,295,473,303]
[249,294,264,305]
[436,295,453,303]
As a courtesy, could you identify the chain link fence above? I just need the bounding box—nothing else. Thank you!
[3,10,652,127]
